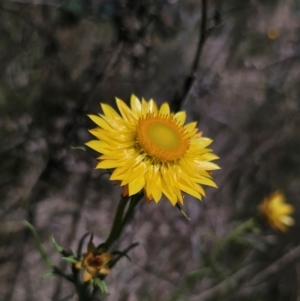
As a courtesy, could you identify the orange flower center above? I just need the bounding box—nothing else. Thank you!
[85,253,104,269]
[136,113,189,162]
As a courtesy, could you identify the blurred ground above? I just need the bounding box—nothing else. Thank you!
[1,0,300,300]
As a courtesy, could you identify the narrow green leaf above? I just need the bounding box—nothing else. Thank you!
[175,204,190,220]
[77,232,90,258]
[62,256,79,264]
[71,146,86,151]
[51,236,63,252]
[94,278,109,294]
[24,221,54,268]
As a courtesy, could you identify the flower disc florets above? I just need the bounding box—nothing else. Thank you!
[136,113,189,162]
[86,95,220,205]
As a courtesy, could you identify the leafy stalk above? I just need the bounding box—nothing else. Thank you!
[24,221,54,268]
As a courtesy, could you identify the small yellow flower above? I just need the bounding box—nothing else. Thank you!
[86,95,220,205]
[258,191,295,232]
[75,241,113,282]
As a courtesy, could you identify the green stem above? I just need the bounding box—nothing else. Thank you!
[76,282,91,301]
[104,193,143,250]
[80,193,143,300]
[119,193,143,236]
[104,195,130,250]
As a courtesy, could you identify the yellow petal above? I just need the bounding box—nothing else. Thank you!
[160,169,178,204]
[116,98,137,122]
[89,129,129,145]
[140,98,149,115]
[184,122,198,132]
[101,103,121,119]
[197,176,218,188]
[279,215,295,226]
[179,174,206,196]
[96,160,122,169]
[147,99,158,113]
[121,167,145,185]
[161,184,178,205]
[100,115,127,129]
[192,137,213,148]
[128,177,145,195]
[277,204,294,215]
[88,115,111,130]
[201,153,220,161]
[100,266,110,275]
[195,161,221,171]
[85,140,110,153]
[130,94,142,114]
[127,164,146,195]
[145,165,162,202]
[174,111,186,125]
[83,270,93,282]
[102,253,113,264]
[159,103,170,115]
[178,182,202,200]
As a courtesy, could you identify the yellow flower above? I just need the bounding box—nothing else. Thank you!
[86,95,220,205]
[75,241,113,282]
[258,191,295,232]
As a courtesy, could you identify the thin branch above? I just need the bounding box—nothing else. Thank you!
[190,263,259,301]
[244,244,300,287]
[191,0,207,80]
[171,0,207,112]
[111,242,139,268]
[231,245,300,299]
[190,244,300,301]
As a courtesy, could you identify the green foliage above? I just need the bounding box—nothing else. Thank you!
[94,278,109,295]
[51,236,64,253]
[24,221,54,269]
[62,256,79,264]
